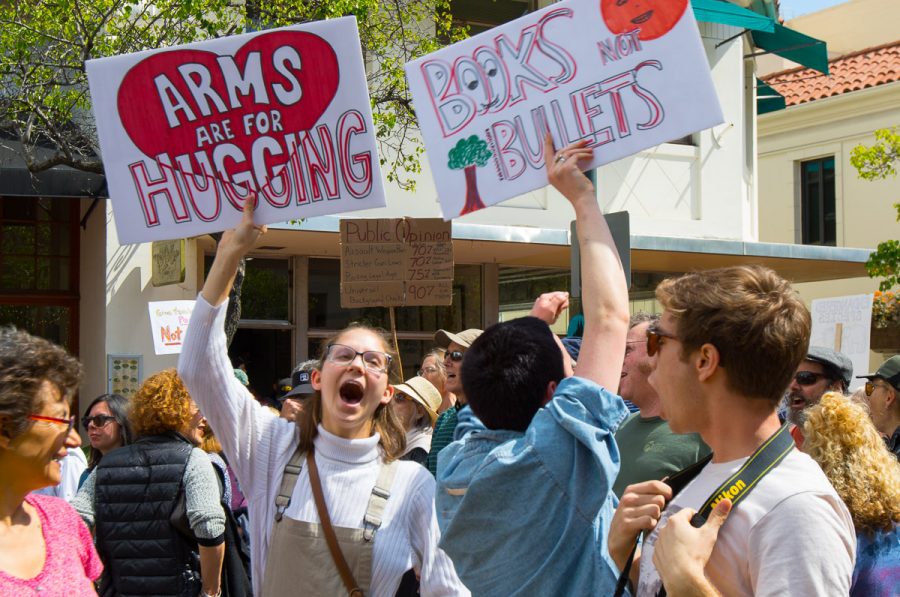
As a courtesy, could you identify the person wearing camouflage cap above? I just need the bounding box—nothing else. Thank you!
[857,354,900,459]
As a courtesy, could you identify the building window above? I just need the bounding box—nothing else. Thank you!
[0,197,80,352]
[800,157,836,246]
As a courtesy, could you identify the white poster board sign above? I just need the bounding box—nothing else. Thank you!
[405,0,723,219]
[87,18,385,244]
[148,300,196,355]
[810,294,873,391]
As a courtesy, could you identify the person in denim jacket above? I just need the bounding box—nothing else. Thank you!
[435,136,630,596]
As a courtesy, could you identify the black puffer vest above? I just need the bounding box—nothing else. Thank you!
[94,432,200,597]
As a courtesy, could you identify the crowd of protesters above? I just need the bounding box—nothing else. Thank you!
[1,138,899,596]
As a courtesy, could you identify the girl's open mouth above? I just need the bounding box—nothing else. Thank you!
[340,380,364,405]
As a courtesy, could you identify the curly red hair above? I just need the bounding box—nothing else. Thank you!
[129,368,195,439]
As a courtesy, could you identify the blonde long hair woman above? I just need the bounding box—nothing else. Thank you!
[178,201,466,596]
[802,392,900,597]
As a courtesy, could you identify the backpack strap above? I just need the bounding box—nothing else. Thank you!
[363,460,398,541]
[274,444,305,522]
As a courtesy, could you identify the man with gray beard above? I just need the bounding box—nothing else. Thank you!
[784,346,852,447]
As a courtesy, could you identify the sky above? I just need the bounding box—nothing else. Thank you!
[777,0,849,20]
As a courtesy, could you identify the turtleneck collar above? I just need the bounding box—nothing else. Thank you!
[313,424,381,465]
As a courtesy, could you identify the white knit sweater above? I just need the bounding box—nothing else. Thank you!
[178,296,468,596]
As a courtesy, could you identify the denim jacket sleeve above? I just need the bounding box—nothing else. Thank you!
[436,376,628,596]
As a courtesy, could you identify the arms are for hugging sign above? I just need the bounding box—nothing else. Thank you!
[87,17,385,244]
[405,0,724,219]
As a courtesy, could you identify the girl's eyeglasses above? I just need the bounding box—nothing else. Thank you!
[28,414,76,433]
[325,343,392,374]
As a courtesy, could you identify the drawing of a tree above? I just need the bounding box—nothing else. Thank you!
[448,135,492,216]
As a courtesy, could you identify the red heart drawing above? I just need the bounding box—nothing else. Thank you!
[117,31,339,168]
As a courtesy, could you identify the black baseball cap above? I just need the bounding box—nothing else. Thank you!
[281,370,315,400]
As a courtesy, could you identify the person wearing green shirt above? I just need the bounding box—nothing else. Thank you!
[613,313,710,497]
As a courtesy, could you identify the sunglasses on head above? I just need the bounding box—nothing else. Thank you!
[793,371,830,386]
[645,326,678,357]
[444,350,464,362]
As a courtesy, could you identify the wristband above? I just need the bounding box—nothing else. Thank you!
[201,589,222,597]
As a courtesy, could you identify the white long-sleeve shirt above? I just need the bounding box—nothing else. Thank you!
[178,295,468,596]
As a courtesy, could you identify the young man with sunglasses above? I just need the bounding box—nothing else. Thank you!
[424,328,482,476]
[433,137,630,595]
[608,266,855,597]
[784,346,852,447]
[857,355,900,459]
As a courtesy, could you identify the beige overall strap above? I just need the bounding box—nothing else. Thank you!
[362,460,399,541]
[274,444,305,521]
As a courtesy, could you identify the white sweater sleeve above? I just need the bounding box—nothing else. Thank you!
[408,471,470,596]
[178,295,294,503]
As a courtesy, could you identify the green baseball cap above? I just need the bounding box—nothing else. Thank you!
[857,354,900,388]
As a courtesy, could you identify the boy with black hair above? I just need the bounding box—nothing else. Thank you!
[435,136,630,596]
[460,316,564,432]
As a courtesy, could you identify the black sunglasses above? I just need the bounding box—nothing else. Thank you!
[82,414,117,428]
[793,371,830,387]
[444,350,464,362]
[646,326,678,357]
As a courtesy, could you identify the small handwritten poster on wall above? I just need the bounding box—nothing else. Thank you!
[340,219,453,308]
[148,300,196,355]
[404,0,723,218]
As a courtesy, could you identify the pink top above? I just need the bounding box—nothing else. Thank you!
[0,494,102,595]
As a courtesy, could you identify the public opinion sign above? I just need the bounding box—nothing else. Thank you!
[405,0,723,219]
[340,218,453,308]
[87,18,385,244]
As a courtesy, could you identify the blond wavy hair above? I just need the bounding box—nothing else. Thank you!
[802,391,900,534]
[129,368,195,439]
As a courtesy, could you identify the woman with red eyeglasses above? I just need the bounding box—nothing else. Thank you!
[0,326,102,595]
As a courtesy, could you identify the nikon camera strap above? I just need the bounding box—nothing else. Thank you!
[613,423,795,597]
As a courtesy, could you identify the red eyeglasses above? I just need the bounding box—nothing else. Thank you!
[28,413,76,433]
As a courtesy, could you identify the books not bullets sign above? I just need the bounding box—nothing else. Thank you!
[340,219,453,308]
[404,0,723,219]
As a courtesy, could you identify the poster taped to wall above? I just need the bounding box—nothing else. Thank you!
[87,17,386,244]
[148,300,196,355]
[404,0,724,219]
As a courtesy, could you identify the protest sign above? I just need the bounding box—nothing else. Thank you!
[148,300,196,355]
[405,0,723,218]
[810,294,873,391]
[87,18,385,244]
[340,218,453,308]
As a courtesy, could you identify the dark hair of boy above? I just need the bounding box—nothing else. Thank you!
[462,316,565,432]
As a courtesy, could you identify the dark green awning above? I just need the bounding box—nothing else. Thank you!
[752,23,829,75]
[690,0,775,32]
[756,79,786,114]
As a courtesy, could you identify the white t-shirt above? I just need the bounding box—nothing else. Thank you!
[637,449,855,597]
[33,447,87,502]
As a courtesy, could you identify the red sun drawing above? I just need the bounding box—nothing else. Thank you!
[600,0,689,41]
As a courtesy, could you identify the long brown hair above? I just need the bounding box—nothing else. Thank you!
[295,324,406,461]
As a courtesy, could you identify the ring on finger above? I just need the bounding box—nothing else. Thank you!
[554,154,567,164]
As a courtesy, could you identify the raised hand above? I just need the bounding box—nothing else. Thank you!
[218,196,267,260]
[201,197,267,307]
[608,480,673,572]
[529,291,570,325]
[544,134,596,204]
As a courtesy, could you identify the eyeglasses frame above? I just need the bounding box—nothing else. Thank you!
[27,413,76,433]
[325,343,392,375]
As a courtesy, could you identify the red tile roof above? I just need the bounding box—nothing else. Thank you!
[762,40,900,106]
